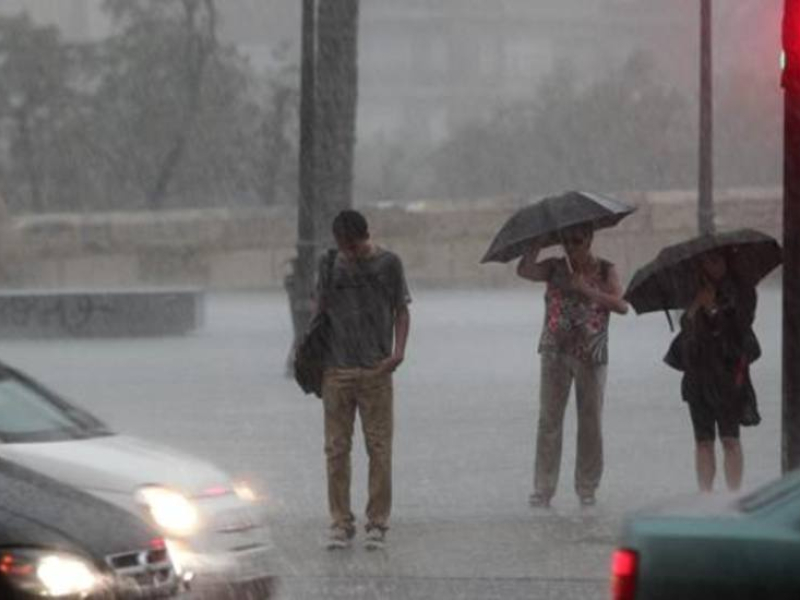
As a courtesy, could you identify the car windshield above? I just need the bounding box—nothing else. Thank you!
[738,471,800,513]
[0,371,110,443]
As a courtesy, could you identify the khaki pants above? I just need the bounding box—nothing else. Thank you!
[322,367,393,532]
[533,353,607,500]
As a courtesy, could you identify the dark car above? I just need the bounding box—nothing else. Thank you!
[0,458,179,599]
[611,471,800,600]
[0,361,277,598]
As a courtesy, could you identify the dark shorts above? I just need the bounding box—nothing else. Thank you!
[688,399,740,442]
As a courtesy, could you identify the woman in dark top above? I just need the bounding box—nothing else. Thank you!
[669,250,760,493]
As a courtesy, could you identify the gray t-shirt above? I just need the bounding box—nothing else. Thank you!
[317,247,411,369]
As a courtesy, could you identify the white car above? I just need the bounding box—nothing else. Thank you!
[0,361,277,599]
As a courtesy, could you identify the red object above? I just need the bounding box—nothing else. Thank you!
[149,537,167,550]
[200,485,230,498]
[0,554,34,577]
[783,0,800,91]
[610,549,638,600]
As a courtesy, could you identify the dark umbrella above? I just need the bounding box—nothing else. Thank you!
[624,228,782,315]
[480,190,636,263]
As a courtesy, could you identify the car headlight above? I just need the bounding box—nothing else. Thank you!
[233,480,258,502]
[0,549,103,597]
[137,486,199,537]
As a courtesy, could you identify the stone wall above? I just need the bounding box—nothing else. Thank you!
[0,289,203,337]
[2,188,782,290]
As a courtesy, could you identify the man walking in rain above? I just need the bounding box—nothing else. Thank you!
[316,210,411,550]
[517,224,628,508]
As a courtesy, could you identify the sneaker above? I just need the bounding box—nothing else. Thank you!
[325,526,355,550]
[363,527,386,551]
[579,494,596,508]
[528,493,551,508]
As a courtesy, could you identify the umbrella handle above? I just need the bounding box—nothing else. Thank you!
[556,230,574,274]
[663,309,675,332]
[565,254,574,274]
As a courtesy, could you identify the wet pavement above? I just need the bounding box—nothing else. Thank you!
[0,286,783,599]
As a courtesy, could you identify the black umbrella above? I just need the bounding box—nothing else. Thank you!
[480,190,636,263]
[624,228,782,314]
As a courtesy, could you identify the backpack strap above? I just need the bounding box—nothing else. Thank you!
[317,249,338,310]
[325,249,338,283]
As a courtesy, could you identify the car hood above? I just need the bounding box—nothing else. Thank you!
[0,505,83,550]
[0,434,231,500]
[619,492,747,547]
[0,460,158,559]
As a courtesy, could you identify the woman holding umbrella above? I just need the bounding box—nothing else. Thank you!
[517,222,629,508]
[667,250,761,493]
[625,228,781,494]
[482,191,635,507]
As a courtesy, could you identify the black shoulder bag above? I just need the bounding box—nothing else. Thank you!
[293,250,337,398]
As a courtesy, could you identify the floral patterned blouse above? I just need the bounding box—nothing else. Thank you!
[538,257,612,365]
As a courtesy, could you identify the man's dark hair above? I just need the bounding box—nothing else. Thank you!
[332,210,369,243]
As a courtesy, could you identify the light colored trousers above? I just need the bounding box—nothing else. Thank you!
[533,353,607,500]
[322,366,393,532]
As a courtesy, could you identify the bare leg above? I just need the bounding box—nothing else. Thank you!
[695,441,715,493]
[720,437,743,492]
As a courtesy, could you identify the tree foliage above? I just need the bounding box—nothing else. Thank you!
[0,2,298,213]
[430,53,696,199]
[0,14,84,212]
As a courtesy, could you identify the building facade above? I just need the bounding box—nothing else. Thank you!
[1,1,770,147]
[357,0,693,143]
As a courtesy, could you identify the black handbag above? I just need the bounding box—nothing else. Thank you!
[293,311,331,397]
[740,388,761,427]
[293,250,337,398]
[663,330,686,371]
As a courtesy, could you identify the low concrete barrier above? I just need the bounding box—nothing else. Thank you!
[0,289,203,338]
[1,188,783,290]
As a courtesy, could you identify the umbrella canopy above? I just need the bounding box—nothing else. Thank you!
[480,190,636,263]
[624,228,782,314]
